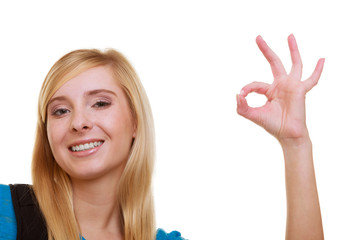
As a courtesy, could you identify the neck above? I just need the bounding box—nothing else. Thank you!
[72,173,123,239]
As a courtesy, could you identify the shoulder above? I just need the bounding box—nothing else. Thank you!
[156,228,186,240]
[0,184,14,211]
[0,184,11,195]
[0,184,17,239]
[1,184,47,240]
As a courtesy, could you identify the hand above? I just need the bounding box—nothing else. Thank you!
[236,34,325,145]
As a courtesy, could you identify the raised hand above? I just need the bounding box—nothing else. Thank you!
[237,35,325,239]
[236,34,325,145]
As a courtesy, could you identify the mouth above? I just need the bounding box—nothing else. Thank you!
[69,140,104,152]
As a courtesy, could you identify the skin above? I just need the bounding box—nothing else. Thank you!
[237,34,324,239]
[47,66,135,240]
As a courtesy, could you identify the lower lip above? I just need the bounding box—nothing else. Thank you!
[68,143,103,157]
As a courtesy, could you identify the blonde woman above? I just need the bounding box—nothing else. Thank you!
[0,34,324,240]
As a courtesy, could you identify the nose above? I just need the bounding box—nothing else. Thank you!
[71,109,93,133]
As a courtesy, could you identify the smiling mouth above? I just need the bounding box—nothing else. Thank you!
[70,141,104,152]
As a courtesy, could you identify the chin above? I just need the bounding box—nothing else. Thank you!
[66,164,125,182]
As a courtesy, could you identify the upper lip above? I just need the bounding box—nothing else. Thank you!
[68,139,105,148]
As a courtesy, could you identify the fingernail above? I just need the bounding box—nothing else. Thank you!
[240,89,245,96]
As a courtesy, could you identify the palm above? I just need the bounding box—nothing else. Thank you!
[258,79,306,140]
[237,35,324,142]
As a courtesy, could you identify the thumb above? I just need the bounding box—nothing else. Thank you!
[236,94,263,125]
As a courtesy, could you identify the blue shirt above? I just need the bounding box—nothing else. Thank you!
[0,184,184,240]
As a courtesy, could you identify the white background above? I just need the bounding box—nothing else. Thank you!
[0,1,359,239]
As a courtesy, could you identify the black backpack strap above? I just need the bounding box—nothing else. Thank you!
[9,184,48,240]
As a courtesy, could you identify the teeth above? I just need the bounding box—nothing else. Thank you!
[71,141,103,152]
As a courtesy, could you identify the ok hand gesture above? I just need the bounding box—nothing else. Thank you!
[236,35,325,145]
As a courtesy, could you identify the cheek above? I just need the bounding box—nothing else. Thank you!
[98,106,135,136]
[105,114,135,149]
[46,122,55,147]
[46,120,66,154]
[104,116,132,138]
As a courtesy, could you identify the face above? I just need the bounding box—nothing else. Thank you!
[46,66,136,181]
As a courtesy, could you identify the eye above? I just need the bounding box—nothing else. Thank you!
[52,108,70,116]
[93,101,111,108]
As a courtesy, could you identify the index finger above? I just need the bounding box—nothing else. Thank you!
[256,35,287,79]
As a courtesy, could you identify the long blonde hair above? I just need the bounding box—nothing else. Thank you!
[32,49,156,240]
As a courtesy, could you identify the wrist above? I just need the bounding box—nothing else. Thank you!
[279,135,312,149]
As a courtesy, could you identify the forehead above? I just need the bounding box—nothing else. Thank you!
[51,66,121,99]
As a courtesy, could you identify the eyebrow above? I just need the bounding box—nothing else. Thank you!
[86,89,117,97]
[48,89,117,105]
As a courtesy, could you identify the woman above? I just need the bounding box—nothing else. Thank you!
[0,34,324,240]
